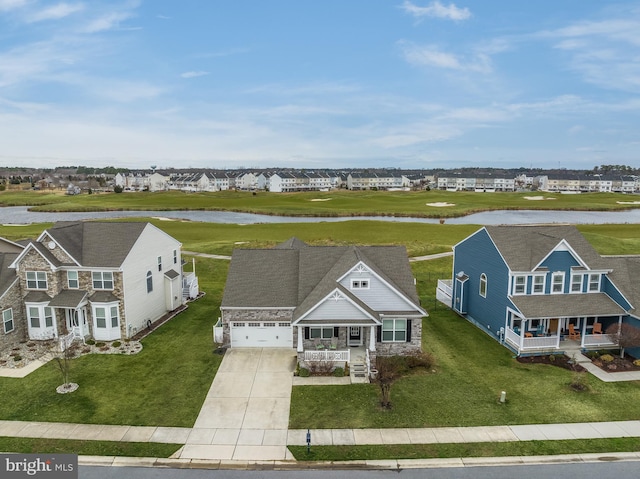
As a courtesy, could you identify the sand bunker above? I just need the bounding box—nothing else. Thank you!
[151,216,177,221]
[617,201,640,205]
[426,202,455,207]
[524,196,556,201]
[310,198,332,202]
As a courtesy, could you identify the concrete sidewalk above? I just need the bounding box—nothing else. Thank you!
[4,420,640,448]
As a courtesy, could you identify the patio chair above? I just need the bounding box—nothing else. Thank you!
[592,322,603,335]
[524,332,533,338]
[568,324,581,341]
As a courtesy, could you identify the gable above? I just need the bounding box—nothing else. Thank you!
[537,250,581,272]
[294,289,378,324]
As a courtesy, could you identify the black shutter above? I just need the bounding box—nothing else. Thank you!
[333,327,339,337]
[376,325,381,342]
[406,320,412,342]
[304,327,309,340]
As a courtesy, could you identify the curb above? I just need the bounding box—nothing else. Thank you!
[79,451,640,470]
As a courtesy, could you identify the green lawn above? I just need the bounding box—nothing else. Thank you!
[0,437,181,458]
[0,257,228,427]
[289,437,640,461]
[1,189,638,218]
[289,256,640,429]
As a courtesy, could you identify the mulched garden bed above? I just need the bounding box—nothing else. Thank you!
[517,354,585,372]
[591,354,640,372]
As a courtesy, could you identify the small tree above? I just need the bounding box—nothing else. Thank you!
[375,356,403,409]
[53,341,78,393]
[606,323,640,358]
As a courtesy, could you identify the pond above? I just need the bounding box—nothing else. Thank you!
[1,206,639,225]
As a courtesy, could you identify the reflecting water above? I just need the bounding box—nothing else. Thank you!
[0,206,639,225]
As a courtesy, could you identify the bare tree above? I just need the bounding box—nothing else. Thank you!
[52,341,78,393]
[606,323,640,358]
[375,356,403,409]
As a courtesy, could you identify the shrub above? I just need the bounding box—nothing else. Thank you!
[298,367,310,377]
[95,342,105,348]
[86,339,96,346]
[13,355,22,362]
[600,354,615,363]
[333,367,345,377]
[585,351,600,360]
[308,360,334,376]
[634,359,640,367]
[114,185,123,193]
[406,351,435,370]
[548,354,556,362]
[570,372,589,392]
[111,341,121,348]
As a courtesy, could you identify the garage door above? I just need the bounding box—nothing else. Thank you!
[230,321,292,348]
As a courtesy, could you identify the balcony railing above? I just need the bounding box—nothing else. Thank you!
[582,334,616,348]
[505,327,560,351]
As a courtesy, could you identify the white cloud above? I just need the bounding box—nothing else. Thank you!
[180,71,210,79]
[400,0,471,21]
[27,2,84,23]
[156,14,170,20]
[0,0,27,12]
[400,42,491,73]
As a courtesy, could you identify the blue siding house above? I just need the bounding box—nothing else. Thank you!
[437,225,640,356]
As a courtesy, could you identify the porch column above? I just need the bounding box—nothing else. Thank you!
[297,326,303,352]
[555,319,562,348]
[519,319,527,351]
[369,325,376,351]
[580,317,586,348]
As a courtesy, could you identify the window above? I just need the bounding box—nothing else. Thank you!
[157,256,162,272]
[110,306,119,328]
[552,272,564,293]
[232,322,245,327]
[29,307,40,328]
[3,308,14,333]
[264,322,275,327]
[589,273,600,292]
[26,271,47,289]
[146,271,153,293]
[533,275,545,294]
[514,276,526,294]
[67,270,79,289]
[173,249,178,264]
[382,319,407,342]
[351,279,369,289]
[479,273,487,298]
[44,307,53,328]
[571,274,583,293]
[95,308,106,328]
[310,327,333,339]
[92,271,114,290]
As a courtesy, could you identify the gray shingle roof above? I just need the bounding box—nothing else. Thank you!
[511,293,626,318]
[221,240,423,318]
[605,256,640,315]
[48,290,88,308]
[485,225,605,271]
[46,222,147,267]
[0,253,18,296]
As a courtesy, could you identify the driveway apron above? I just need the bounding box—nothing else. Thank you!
[180,348,297,461]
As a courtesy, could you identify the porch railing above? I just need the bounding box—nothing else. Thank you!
[436,279,453,305]
[304,350,350,362]
[505,327,559,351]
[583,334,616,348]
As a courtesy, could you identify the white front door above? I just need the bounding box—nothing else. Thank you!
[230,321,292,348]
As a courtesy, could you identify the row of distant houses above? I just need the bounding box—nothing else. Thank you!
[115,170,422,193]
[113,170,640,194]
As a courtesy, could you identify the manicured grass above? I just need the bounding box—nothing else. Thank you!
[0,257,227,427]
[0,437,181,457]
[289,256,640,429]
[1,189,638,218]
[289,437,640,461]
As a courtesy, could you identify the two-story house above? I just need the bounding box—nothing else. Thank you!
[437,225,640,356]
[2,222,198,349]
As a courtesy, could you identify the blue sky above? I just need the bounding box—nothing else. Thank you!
[1,1,640,170]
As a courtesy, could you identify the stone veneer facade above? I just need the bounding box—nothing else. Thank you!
[0,280,27,353]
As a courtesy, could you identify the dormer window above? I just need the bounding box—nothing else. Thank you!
[351,279,369,289]
[571,274,583,293]
[514,276,526,295]
[532,275,545,294]
[588,273,600,292]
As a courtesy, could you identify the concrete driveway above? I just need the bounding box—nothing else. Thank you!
[180,348,297,461]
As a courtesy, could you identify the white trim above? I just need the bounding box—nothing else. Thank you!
[34,231,81,267]
[533,239,589,271]
[587,272,601,292]
[2,308,14,334]
[9,242,62,270]
[551,271,565,294]
[479,273,487,298]
[513,275,527,295]
[294,287,380,325]
[570,273,583,293]
[531,274,546,295]
[337,260,426,316]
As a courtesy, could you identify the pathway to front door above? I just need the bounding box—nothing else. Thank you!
[179,348,297,461]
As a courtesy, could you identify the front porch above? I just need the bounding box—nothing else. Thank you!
[504,312,621,355]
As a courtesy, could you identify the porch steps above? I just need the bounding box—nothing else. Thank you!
[350,362,368,384]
